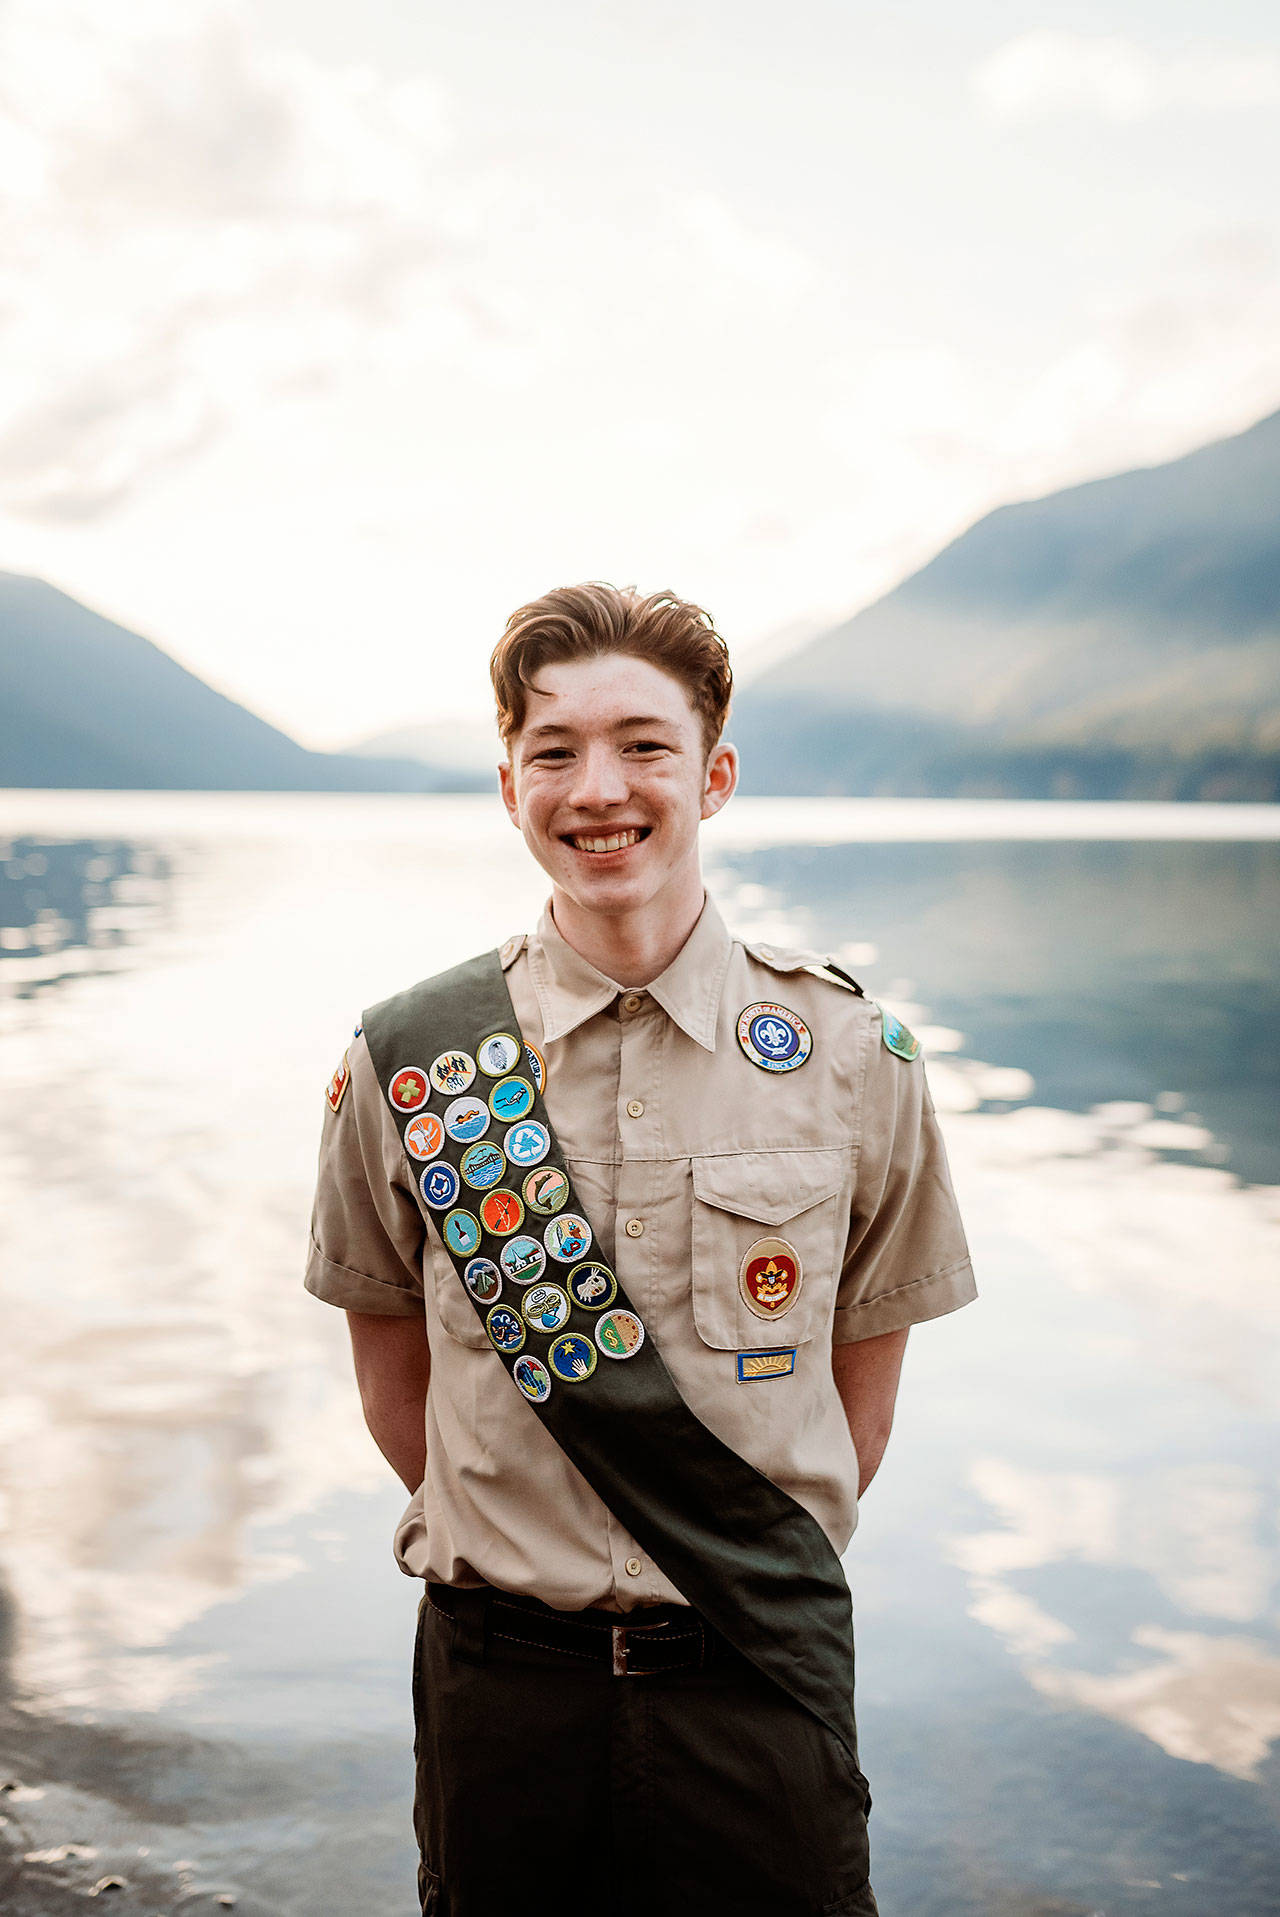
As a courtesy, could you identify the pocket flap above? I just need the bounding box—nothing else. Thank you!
[692,1149,845,1227]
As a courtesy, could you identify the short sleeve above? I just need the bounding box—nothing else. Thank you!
[832,1042,976,1343]
[304,1031,426,1317]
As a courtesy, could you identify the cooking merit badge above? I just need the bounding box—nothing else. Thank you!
[549,1333,597,1382]
[430,1049,476,1096]
[500,1236,546,1284]
[879,1007,921,1060]
[389,1065,430,1112]
[512,1355,552,1402]
[404,1112,446,1161]
[736,1004,812,1073]
[419,1162,460,1210]
[739,1237,802,1318]
[595,1310,645,1360]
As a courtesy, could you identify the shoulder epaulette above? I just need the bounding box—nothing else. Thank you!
[743,939,865,998]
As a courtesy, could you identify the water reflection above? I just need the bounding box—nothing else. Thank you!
[0,834,170,992]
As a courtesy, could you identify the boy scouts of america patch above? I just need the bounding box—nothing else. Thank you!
[325,1051,351,1112]
[738,1237,802,1319]
[736,1003,812,1072]
[878,1007,921,1060]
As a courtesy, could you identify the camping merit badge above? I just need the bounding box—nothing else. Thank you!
[738,1236,802,1319]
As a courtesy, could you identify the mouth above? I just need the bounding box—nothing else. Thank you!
[562,826,651,855]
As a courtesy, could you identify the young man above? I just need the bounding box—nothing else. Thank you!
[305,583,977,1917]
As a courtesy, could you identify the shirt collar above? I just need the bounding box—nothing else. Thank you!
[528,894,733,1052]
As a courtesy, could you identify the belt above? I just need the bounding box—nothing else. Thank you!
[427,1581,745,1678]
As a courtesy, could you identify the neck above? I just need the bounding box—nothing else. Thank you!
[550,876,706,988]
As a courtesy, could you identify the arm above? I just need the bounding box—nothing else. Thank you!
[346,1310,432,1492]
[831,1326,909,1496]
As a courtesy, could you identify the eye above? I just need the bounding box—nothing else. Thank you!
[530,747,572,763]
[626,740,669,755]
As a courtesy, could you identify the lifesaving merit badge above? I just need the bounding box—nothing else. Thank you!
[736,1004,812,1073]
[738,1237,802,1319]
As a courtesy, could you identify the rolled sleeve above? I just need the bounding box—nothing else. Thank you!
[304,1032,426,1318]
[833,1048,977,1343]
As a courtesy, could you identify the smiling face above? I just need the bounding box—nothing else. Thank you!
[498,652,737,950]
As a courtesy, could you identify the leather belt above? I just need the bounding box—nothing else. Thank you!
[427,1581,744,1678]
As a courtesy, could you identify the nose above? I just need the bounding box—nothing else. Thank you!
[567,743,629,811]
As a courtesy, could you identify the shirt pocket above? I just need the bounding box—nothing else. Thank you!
[690,1148,848,1350]
[427,1236,491,1349]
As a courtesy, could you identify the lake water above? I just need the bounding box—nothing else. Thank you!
[1,792,1278,1917]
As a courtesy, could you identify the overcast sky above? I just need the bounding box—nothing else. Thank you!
[2,0,1278,748]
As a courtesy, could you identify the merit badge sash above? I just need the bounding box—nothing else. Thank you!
[363,951,860,1761]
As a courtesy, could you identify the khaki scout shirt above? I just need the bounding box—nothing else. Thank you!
[305,896,976,1613]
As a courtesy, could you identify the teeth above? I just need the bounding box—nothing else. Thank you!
[572,828,643,853]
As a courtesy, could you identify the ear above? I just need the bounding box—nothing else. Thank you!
[700,741,738,822]
[498,757,521,829]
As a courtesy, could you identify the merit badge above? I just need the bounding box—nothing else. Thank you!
[523,1165,569,1216]
[444,1096,490,1143]
[512,1354,552,1403]
[443,1209,482,1257]
[524,1043,546,1094]
[521,1282,571,1333]
[737,1348,797,1382]
[464,1257,503,1303]
[419,1161,460,1210]
[736,1004,812,1073]
[325,1052,350,1113]
[430,1049,477,1096]
[460,1141,507,1190]
[389,1064,430,1112]
[504,1120,550,1168]
[404,1112,446,1162]
[549,1332,597,1382]
[489,1075,535,1122]
[544,1213,592,1263]
[481,1188,524,1236]
[478,1032,522,1076]
[595,1309,645,1360]
[486,1304,526,1353]
[500,1235,547,1285]
[739,1237,802,1319]
[879,1007,921,1060]
[568,1261,617,1310]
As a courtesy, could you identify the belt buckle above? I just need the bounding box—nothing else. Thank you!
[611,1624,630,1677]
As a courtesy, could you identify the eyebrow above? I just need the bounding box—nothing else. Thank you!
[521,716,680,743]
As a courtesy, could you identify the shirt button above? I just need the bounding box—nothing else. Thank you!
[624,1217,644,1238]
[621,993,644,1013]
[625,1556,643,1577]
[626,1099,644,1118]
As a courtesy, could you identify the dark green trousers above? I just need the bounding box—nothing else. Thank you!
[412,1585,878,1917]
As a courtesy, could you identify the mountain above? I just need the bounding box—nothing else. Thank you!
[732,409,1280,799]
[344,719,496,789]
[0,574,462,791]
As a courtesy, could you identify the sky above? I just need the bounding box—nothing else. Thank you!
[1,0,1279,750]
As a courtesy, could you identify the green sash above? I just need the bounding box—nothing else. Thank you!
[363,951,860,1760]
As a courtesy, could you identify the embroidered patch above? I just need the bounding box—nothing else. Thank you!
[500,1235,547,1285]
[521,1282,571,1333]
[595,1309,645,1360]
[478,1032,522,1076]
[325,1051,351,1113]
[442,1209,482,1257]
[523,1165,569,1216]
[404,1112,446,1162]
[544,1212,592,1263]
[879,1007,921,1060]
[736,1003,812,1073]
[419,1162,460,1211]
[504,1120,550,1168]
[463,1257,502,1303]
[567,1261,617,1310]
[430,1050,477,1096]
[549,1332,597,1382]
[737,1348,797,1381]
[486,1304,526,1353]
[389,1064,430,1112]
[524,1043,546,1094]
[489,1075,535,1122]
[739,1237,802,1319]
[512,1354,552,1402]
[460,1141,507,1191]
[444,1096,490,1143]
[481,1188,524,1236]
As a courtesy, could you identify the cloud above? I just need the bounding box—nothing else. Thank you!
[973,31,1280,122]
[0,0,459,520]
